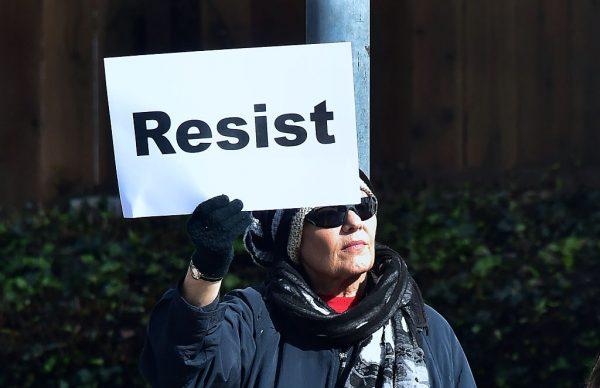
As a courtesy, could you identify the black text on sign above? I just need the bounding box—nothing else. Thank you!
[132,100,335,156]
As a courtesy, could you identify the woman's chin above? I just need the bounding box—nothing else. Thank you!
[342,252,373,274]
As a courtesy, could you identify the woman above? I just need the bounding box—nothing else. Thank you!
[140,171,476,387]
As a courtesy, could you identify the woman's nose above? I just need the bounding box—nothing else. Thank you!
[342,210,363,230]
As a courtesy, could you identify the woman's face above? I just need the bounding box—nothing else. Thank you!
[299,192,377,283]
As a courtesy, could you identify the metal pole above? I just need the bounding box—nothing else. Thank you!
[306,0,370,176]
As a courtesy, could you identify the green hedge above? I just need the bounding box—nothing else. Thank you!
[1,175,598,387]
[375,176,600,387]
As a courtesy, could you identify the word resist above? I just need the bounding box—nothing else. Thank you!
[133,101,335,156]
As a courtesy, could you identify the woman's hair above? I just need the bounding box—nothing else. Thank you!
[588,355,600,388]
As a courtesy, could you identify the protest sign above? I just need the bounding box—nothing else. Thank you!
[105,42,360,218]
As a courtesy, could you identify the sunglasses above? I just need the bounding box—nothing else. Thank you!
[304,196,378,228]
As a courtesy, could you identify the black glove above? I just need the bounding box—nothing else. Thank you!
[186,194,252,280]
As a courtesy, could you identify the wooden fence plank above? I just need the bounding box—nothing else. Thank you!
[571,0,600,167]
[410,0,463,174]
[201,0,253,49]
[514,1,543,168]
[92,0,113,192]
[462,0,492,171]
[250,0,304,46]
[537,0,571,165]
[38,0,98,200]
[371,0,414,171]
[571,0,586,166]
[143,1,174,53]
[0,1,43,205]
[494,0,519,171]
[464,0,519,172]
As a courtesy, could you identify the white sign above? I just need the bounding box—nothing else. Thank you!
[105,43,360,218]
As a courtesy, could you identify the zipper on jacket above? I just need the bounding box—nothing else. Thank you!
[339,349,347,370]
[334,342,362,388]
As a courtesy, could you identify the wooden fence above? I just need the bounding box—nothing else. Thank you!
[2,0,599,205]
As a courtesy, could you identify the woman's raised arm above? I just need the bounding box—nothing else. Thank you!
[181,194,252,306]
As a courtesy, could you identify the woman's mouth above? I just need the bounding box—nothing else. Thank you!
[342,240,367,252]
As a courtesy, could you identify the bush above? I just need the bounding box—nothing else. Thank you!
[1,176,598,387]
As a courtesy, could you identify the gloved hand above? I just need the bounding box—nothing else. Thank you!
[187,194,252,280]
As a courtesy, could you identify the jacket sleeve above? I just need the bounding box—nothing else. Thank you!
[139,279,258,387]
[422,305,477,388]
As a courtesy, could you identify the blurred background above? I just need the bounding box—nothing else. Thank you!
[1,1,599,387]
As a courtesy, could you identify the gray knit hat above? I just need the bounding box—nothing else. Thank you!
[244,170,375,267]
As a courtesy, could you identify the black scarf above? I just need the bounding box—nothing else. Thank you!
[263,242,428,347]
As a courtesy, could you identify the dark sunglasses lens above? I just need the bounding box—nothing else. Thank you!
[307,197,378,228]
[308,206,346,228]
[354,196,378,220]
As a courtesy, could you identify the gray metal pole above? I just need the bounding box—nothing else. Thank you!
[306,0,370,176]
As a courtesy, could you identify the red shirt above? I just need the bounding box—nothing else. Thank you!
[318,294,360,313]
